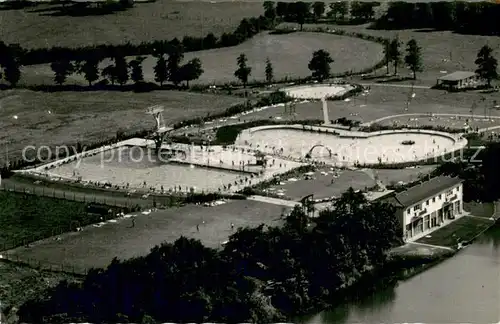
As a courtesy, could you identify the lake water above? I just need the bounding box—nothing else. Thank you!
[299,225,500,323]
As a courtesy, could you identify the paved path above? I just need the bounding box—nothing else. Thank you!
[247,195,301,208]
[463,214,496,221]
[360,83,432,89]
[408,241,455,252]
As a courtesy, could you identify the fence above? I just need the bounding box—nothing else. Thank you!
[0,252,88,276]
[0,181,174,209]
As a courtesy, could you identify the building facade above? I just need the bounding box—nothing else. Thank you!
[386,176,464,242]
[436,71,479,90]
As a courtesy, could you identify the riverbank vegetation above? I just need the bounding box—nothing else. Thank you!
[17,189,402,323]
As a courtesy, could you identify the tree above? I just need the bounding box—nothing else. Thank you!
[475,45,498,87]
[50,60,74,85]
[79,57,100,86]
[294,1,311,31]
[389,38,402,75]
[113,55,129,86]
[276,1,288,18]
[329,1,348,20]
[265,58,274,84]
[382,39,391,75]
[0,44,22,87]
[312,2,325,21]
[154,54,168,86]
[167,46,184,86]
[234,53,252,87]
[129,56,145,84]
[308,49,333,82]
[404,39,423,79]
[180,58,203,87]
[101,64,116,85]
[2,58,21,87]
[263,1,276,22]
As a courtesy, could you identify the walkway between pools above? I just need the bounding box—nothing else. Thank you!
[359,83,432,89]
[362,113,500,128]
[247,195,301,208]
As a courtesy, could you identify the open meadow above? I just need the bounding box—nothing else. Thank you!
[279,22,500,86]
[20,31,384,85]
[0,90,243,165]
[0,0,263,48]
[2,199,289,274]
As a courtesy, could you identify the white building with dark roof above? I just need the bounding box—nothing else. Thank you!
[384,176,464,242]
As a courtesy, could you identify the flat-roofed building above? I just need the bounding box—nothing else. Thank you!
[384,176,464,242]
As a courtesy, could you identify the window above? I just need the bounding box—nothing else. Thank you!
[424,215,430,230]
[439,194,442,199]
[426,200,429,206]
[432,197,436,203]
[407,209,411,214]
[457,186,460,192]
[414,204,422,211]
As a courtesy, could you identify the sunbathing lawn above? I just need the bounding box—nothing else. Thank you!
[416,216,494,248]
[2,199,289,274]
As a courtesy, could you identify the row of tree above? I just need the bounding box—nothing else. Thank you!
[18,189,402,323]
[7,14,273,66]
[50,47,204,87]
[382,38,423,79]
[375,1,500,35]
[263,1,380,30]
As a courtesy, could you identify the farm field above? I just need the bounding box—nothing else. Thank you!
[0,90,243,165]
[3,199,289,274]
[21,31,384,86]
[279,22,500,86]
[0,0,263,49]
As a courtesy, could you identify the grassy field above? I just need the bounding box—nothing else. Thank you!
[223,86,500,126]
[463,201,495,219]
[0,89,243,165]
[278,23,500,86]
[416,216,494,248]
[0,191,97,250]
[21,31,384,86]
[3,199,289,274]
[0,0,263,49]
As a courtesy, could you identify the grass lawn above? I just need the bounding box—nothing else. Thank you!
[0,89,243,165]
[463,201,495,219]
[4,199,289,274]
[416,216,494,248]
[281,23,500,86]
[0,191,99,250]
[226,86,500,127]
[0,1,263,49]
[21,31,384,86]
